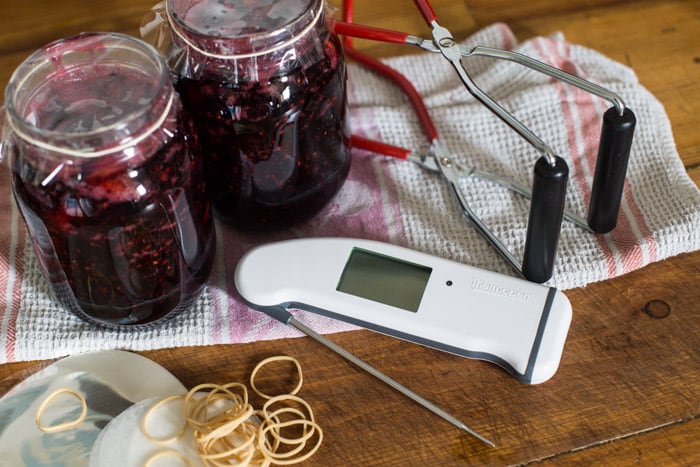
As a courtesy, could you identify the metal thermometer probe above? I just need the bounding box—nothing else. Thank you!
[263,306,496,447]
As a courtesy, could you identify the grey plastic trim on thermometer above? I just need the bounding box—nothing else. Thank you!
[244,286,559,384]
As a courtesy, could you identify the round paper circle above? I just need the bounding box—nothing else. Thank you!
[0,350,186,466]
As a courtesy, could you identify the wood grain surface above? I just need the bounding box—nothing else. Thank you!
[1,0,698,465]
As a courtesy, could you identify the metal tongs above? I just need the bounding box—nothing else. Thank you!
[333,0,636,283]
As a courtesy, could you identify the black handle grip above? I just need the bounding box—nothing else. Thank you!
[522,156,569,283]
[587,107,636,233]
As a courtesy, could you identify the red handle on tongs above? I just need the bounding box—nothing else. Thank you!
[332,21,409,45]
[351,135,411,160]
[344,47,439,143]
[412,0,438,23]
[336,0,439,143]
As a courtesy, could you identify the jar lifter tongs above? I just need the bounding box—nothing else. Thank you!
[333,0,636,283]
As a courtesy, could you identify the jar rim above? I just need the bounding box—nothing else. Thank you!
[4,32,171,158]
[166,0,324,59]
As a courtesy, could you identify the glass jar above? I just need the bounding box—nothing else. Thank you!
[158,0,351,230]
[2,32,216,327]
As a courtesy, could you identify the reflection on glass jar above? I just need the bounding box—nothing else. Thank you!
[158,0,351,230]
[2,32,216,327]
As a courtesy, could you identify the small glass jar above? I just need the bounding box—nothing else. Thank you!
[2,32,216,327]
[159,0,351,230]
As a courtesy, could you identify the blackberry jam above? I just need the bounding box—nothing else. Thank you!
[3,33,215,327]
[160,0,351,230]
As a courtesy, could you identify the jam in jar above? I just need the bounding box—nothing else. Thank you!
[157,0,351,230]
[2,33,216,327]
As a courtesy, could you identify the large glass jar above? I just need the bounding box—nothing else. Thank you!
[152,0,351,230]
[2,33,216,327]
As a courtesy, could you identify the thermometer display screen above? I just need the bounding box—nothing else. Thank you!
[336,248,432,312]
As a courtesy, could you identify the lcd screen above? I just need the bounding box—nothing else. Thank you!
[336,248,432,312]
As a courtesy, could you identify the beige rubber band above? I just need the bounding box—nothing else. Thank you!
[6,93,174,161]
[250,356,304,400]
[144,449,194,467]
[141,394,187,444]
[258,419,323,465]
[164,0,323,60]
[35,388,88,433]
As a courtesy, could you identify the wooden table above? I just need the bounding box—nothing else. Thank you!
[1,0,698,464]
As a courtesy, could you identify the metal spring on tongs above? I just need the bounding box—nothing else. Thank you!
[335,0,636,283]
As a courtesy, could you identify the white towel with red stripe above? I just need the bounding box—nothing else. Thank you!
[0,24,698,363]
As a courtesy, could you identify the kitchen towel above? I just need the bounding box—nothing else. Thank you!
[1,23,698,363]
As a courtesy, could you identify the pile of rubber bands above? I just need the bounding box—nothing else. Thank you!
[36,355,323,466]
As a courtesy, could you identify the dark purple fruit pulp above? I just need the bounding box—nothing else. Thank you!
[175,33,351,231]
[11,67,215,327]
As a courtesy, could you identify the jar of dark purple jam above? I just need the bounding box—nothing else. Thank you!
[160,0,351,230]
[2,32,216,327]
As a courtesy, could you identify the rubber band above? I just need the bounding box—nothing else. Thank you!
[142,355,321,465]
[6,92,174,160]
[262,394,314,419]
[260,408,316,445]
[184,384,245,428]
[261,408,316,445]
[195,404,253,444]
[144,449,194,467]
[196,432,255,460]
[259,421,316,459]
[35,388,88,433]
[141,394,187,444]
[164,0,323,60]
[250,356,304,400]
[258,420,323,465]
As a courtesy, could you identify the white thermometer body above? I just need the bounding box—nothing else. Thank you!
[235,238,572,384]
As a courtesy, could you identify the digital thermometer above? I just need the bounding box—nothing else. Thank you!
[235,238,572,384]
